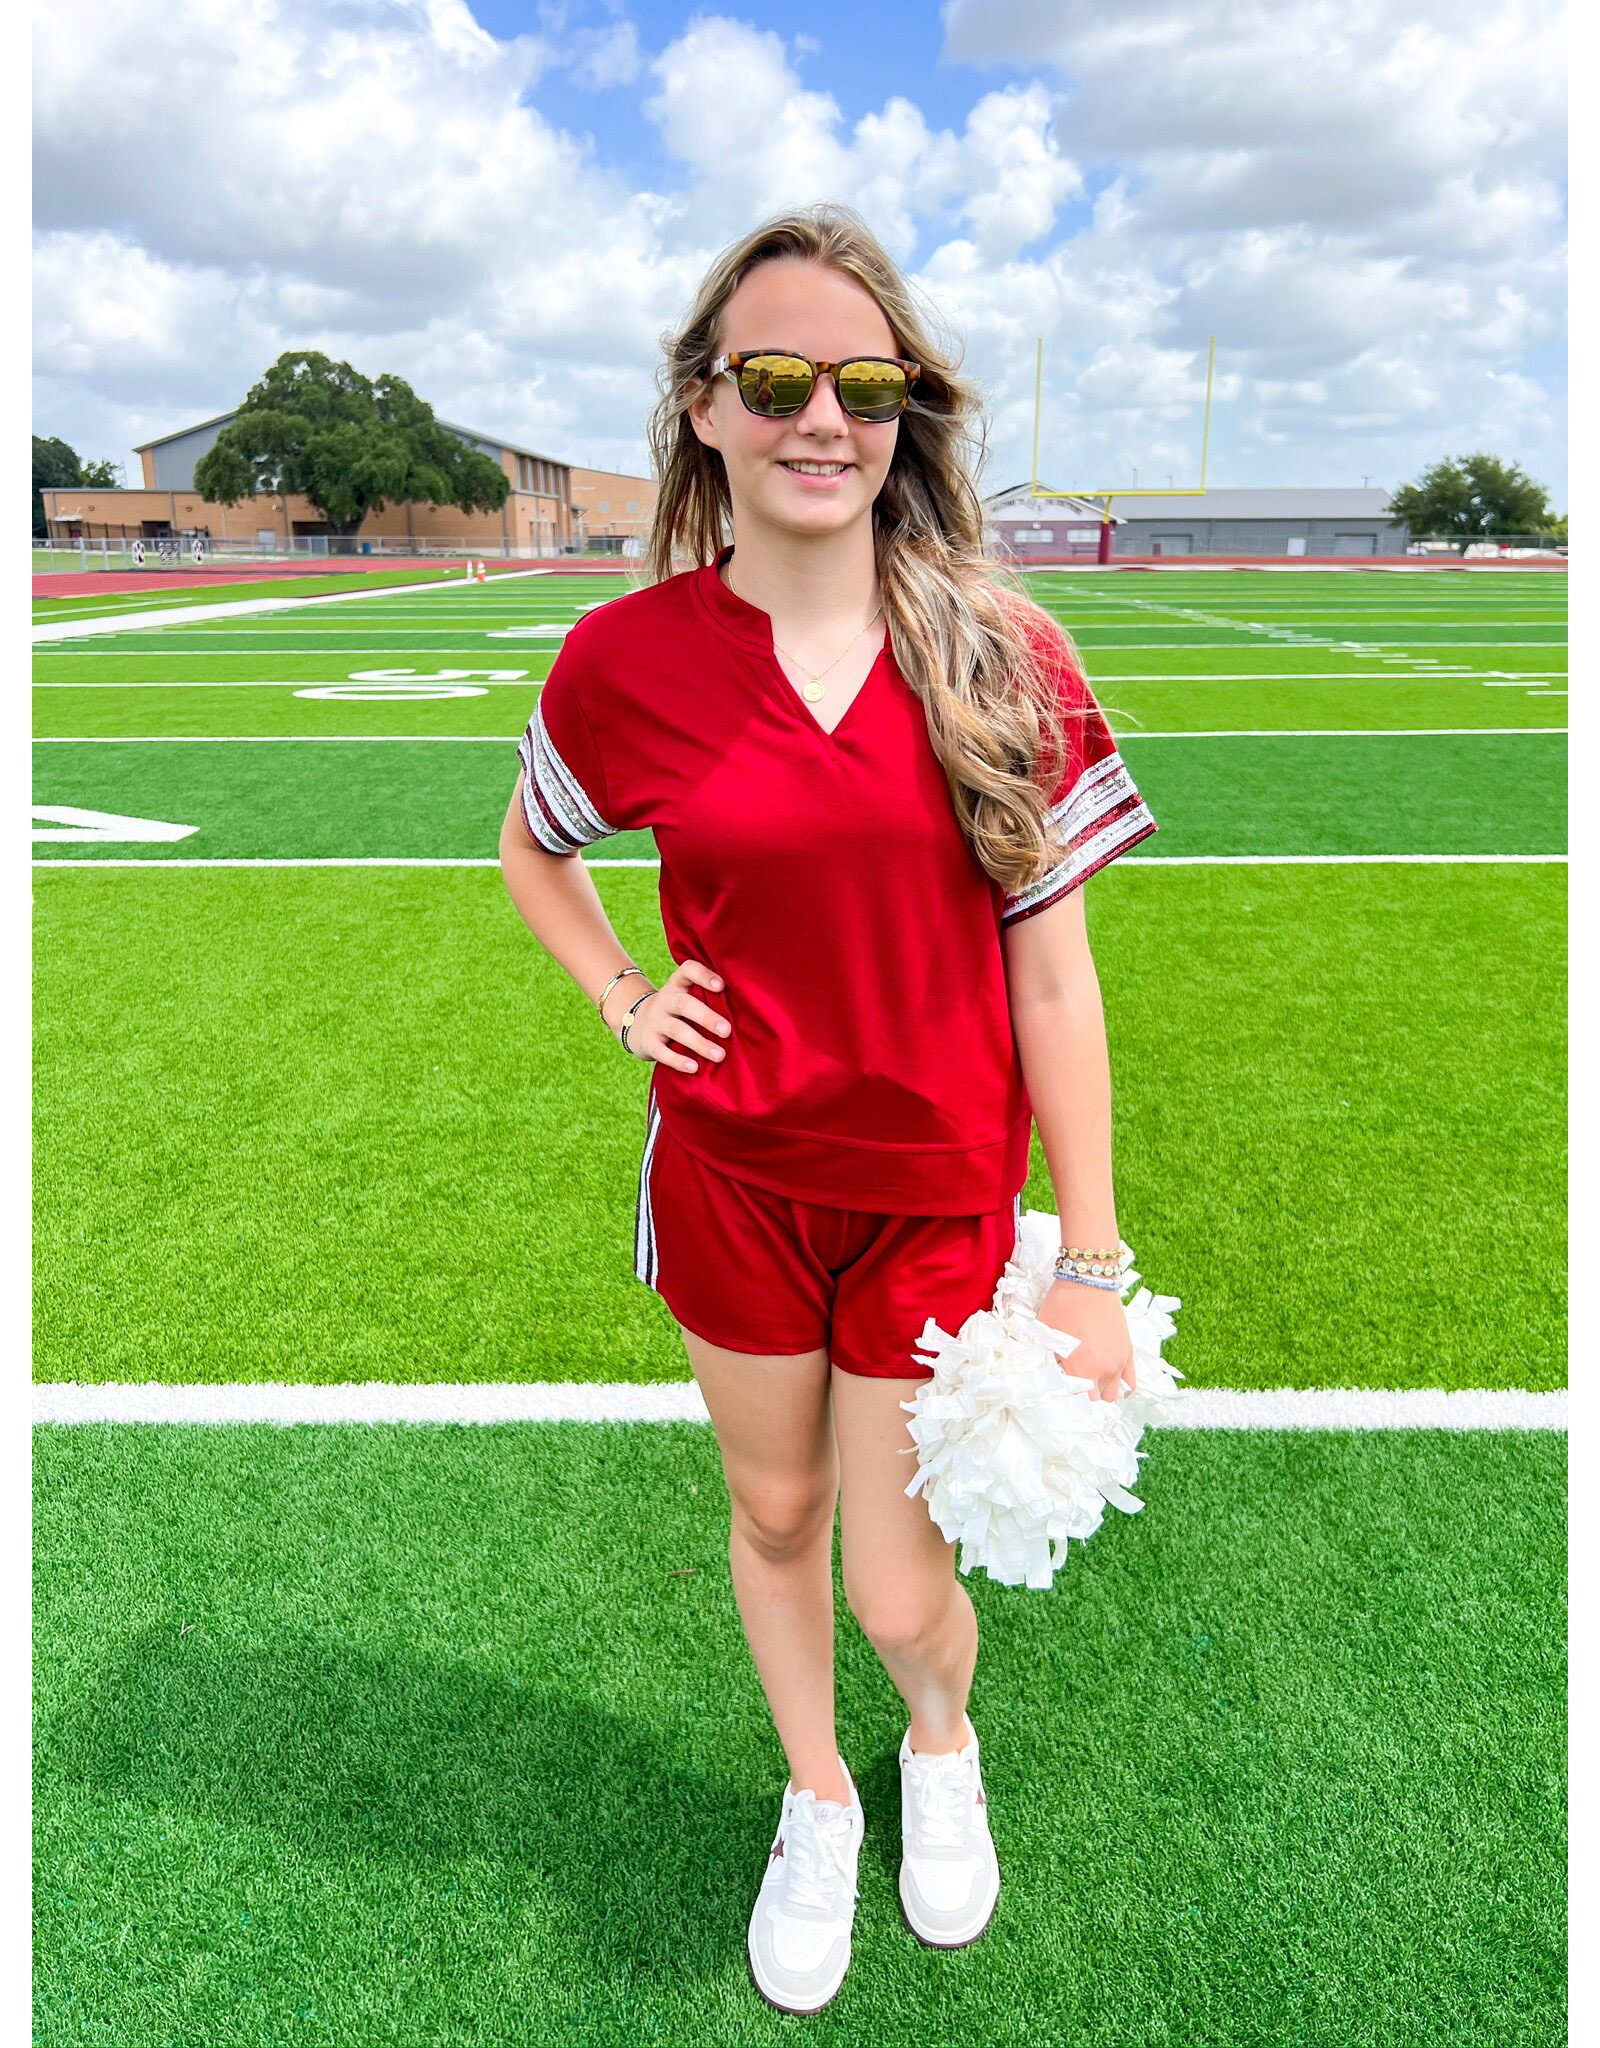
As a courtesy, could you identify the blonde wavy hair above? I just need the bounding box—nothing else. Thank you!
[638,200,1094,901]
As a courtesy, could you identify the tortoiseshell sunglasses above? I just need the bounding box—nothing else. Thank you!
[708,349,922,423]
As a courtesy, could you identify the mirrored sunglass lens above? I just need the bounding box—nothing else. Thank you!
[838,361,907,420]
[738,355,815,415]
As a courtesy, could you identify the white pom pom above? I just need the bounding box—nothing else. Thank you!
[898,1209,1189,1589]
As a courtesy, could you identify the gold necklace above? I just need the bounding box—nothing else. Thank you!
[726,560,883,703]
[773,611,884,702]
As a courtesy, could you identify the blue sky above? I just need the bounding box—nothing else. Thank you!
[466,0,1018,194]
[33,0,1568,505]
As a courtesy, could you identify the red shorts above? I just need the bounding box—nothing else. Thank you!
[634,1092,1023,1380]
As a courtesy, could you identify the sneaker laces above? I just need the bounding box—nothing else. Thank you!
[905,1752,973,1850]
[782,1791,858,1912]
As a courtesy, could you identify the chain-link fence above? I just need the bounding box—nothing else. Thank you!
[32,532,647,573]
[1405,535,1567,558]
[34,531,1563,576]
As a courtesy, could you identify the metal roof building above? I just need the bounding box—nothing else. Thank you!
[133,410,569,495]
[1112,487,1403,557]
[984,483,1406,560]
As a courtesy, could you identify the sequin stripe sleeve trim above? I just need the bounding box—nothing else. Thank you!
[1001,753,1158,925]
[515,697,616,853]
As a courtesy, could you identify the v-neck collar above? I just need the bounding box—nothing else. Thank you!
[691,541,888,744]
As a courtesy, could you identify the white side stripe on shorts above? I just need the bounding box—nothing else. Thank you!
[635,1092,664,1287]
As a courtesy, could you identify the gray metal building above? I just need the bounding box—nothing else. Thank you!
[1112,487,1405,557]
[138,412,236,490]
[135,411,538,492]
[984,483,1407,560]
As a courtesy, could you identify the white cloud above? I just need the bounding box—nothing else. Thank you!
[32,0,1566,503]
[33,0,605,308]
[939,0,1566,492]
[534,0,644,87]
[641,22,1082,264]
[950,86,1084,260]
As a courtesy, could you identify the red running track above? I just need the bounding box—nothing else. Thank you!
[31,560,493,599]
[30,557,641,598]
[36,554,1566,601]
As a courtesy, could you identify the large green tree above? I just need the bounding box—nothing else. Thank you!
[1389,453,1560,547]
[193,351,510,536]
[32,435,122,536]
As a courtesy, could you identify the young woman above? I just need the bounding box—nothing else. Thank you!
[499,204,1157,2017]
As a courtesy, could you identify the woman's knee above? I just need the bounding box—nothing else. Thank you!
[729,1476,839,1562]
[844,1571,954,1654]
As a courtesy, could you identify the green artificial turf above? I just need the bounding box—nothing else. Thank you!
[31,674,1566,741]
[34,1421,1566,2048]
[30,730,1567,862]
[33,565,1570,2047]
[32,863,1564,1388]
[39,624,1570,667]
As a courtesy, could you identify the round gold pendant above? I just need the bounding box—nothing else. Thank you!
[802,681,826,703]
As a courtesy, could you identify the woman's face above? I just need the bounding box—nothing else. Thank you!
[688,257,902,544]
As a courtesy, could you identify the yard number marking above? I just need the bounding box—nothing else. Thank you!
[295,667,530,701]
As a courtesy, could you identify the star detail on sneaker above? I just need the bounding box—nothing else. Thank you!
[748,1770,865,2015]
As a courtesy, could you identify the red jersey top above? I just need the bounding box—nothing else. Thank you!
[515,542,1157,1216]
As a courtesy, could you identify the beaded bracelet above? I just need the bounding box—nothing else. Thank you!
[1053,1240,1134,1290]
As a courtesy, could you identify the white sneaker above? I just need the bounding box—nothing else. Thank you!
[897,1711,1000,1947]
[746,1758,864,2014]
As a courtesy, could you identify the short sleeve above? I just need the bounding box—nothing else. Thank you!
[1000,628,1158,927]
[514,626,619,854]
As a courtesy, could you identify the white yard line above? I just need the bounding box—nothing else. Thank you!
[1123,853,1566,866]
[1096,671,1567,683]
[83,622,578,634]
[30,727,1569,744]
[1114,728,1566,739]
[29,569,555,646]
[29,856,660,869]
[1057,606,1565,614]
[96,623,1570,636]
[31,670,1569,690]
[1022,564,1566,578]
[31,639,1571,656]
[32,735,518,744]
[30,1380,1566,1428]
[31,659,569,667]
[33,853,1568,871]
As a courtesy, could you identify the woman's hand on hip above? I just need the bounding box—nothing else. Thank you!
[616,959,732,1071]
[1035,1278,1137,1402]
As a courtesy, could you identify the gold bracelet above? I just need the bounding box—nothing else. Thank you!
[596,965,647,1029]
[1055,1242,1133,1281]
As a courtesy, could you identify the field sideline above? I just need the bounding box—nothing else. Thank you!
[33,564,1566,2048]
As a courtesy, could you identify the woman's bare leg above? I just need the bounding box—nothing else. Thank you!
[681,1329,849,1803]
[833,1365,976,1755]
